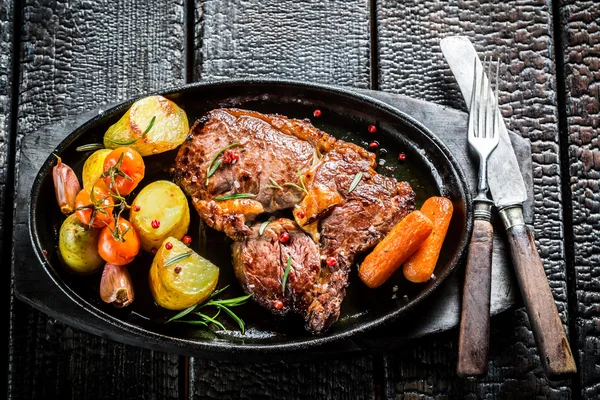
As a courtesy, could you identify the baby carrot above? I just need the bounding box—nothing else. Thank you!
[403,197,454,283]
[359,210,433,288]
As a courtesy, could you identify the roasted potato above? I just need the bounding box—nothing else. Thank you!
[103,95,189,156]
[58,214,104,275]
[130,180,190,252]
[82,149,111,188]
[149,237,219,310]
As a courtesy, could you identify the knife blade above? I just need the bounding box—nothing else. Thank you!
[441,36,577,377]
[440,36,526,207]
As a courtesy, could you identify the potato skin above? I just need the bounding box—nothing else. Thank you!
[82,149,111,188]
[59,214,104,275]
[149,237,219,310]
[130,180,190,252]
[103,95,189,156]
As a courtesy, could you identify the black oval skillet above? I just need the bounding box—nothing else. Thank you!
[29,79,473,356]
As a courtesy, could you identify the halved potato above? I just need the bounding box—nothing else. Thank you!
[58,214,104,275]
[130,180,190,252]
[149,237,219,310]
[82,149,112,188]
[104,95,189,156]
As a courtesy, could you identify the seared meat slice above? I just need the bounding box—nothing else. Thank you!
[175,108,416,333]
[232,219,321,318]
[296,145,416,332]
[174,109,326,239]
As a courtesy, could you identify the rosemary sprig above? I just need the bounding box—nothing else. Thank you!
[259,220,270,236]
[265,177,283,191]
[206,142,241,184]
[283,182,307,194]
[163,251,193,267]
[167,289,253,334]
[348,171,363,194]
[297,169,307,192]
[214,193,255,201]
[282,255,292,293]
[76,143,104,152]
[106,116,156,146]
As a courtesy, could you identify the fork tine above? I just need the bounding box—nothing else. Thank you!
[478,56,485,138]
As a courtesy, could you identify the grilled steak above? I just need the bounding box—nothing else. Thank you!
[296,146,415,332]
[174,109,328,239]
[175,108,416,333]
[232,219,321,318]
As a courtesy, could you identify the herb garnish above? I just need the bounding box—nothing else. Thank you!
[106,115,156,146]
[214,193,256,201]
[76,143,104,152]
[348,172,363,194]
[164,251,193,267]
[206,142,241,184]
[265,177,283,191]
[266,170,308,194]
[259,220,271,236]
[167,285,253,333]
[282,255,292,293]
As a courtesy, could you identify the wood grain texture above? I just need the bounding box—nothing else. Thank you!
[0,0,13,276]
[376,0,572,397]
[190,1,376,398]
[189,357,375,399]
[457,219,493,377]
[9,1,185,399]
[506,223,576,377]
[558,0,600,397]
[1,1,14,397]
[194,0,371,87]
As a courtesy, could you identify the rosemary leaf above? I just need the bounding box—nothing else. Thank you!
[217,304,246,334]
[214,193,255,201]
[268,177,282,190]
[164,251,193,267]
[348,172,363,194]
[196,312,226,331]
[209,285,230,300]
[207,293,253,307]
[283,182,308,194]
[282,255,292,293]
[259,220,270,236]
[206,160,222,180]
[167,304,197,322]
[206,142,241,184]
[106,116,156,146]
[297,169,307,192]
[76,143,104,152]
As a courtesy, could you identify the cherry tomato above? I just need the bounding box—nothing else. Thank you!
[98,217,141,266]
[75,184,115,228]
[102,147,145,196]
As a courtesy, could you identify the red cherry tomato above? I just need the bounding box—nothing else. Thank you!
[74,184,114,228]
[102,147,145,196]
[98,217,140,266]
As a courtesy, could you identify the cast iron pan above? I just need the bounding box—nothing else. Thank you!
[29,80,473,354]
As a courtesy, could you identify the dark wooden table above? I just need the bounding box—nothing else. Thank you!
[2,1,598,398]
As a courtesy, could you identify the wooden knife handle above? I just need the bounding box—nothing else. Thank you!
[457,219,493,377]
[506,224,577,377]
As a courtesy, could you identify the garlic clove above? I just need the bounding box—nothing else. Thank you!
[53,155,81,215]
[100,263,134,308]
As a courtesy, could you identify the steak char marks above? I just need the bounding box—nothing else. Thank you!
[174,109,415,333]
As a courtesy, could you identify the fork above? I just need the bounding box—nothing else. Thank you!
[457,56,500,377]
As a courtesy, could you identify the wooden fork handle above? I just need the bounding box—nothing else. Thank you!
[500,206,577,377]
[457,215,493,377]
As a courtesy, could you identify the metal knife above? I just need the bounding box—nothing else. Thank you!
[441,36,577,377]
